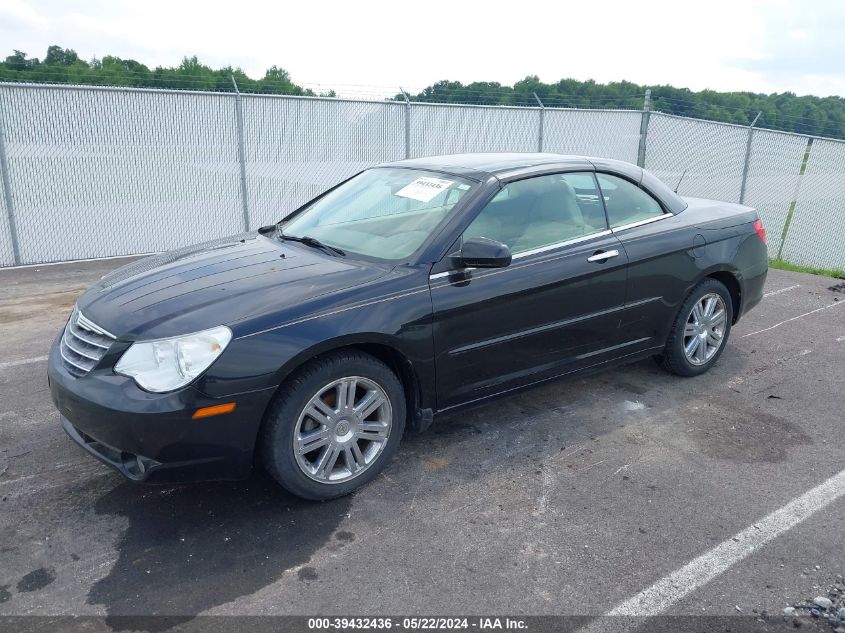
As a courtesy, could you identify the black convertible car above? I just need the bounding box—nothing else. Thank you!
[49,153,768,500]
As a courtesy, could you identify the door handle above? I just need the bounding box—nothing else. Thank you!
[587,249,620,263]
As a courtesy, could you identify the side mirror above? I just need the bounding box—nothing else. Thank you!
[457,237,512,269]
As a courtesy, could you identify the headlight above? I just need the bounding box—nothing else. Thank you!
[115,326,232,393]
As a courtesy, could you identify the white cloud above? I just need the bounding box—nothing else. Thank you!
[0,0,45,25]
[0,0,843,98]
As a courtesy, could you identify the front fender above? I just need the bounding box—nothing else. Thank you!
[196,280,436,410]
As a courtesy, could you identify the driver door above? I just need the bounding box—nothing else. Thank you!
[429,172,629,410]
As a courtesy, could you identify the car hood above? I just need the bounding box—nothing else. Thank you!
[76,233,391,339]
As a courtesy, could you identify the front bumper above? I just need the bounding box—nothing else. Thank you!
[48,336,277,483]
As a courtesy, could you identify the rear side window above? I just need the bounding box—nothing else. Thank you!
[596,173,665,228]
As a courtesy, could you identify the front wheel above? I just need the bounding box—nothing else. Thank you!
[658,278,733,377]
[260,351,406,500]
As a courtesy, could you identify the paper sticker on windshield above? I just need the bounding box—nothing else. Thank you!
[395,177,454,202]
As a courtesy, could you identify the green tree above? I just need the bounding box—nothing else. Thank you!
[0,45,313,97]
[3,45,845,139]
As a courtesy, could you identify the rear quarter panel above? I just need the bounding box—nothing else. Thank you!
[618,202,765,347]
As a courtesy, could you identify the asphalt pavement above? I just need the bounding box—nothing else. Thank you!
[0,259,843,632]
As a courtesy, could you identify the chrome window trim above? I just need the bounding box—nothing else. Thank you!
[610,212,674,233]
[429,229,613,280]
[511,229,613,260]
[430,269,470,280]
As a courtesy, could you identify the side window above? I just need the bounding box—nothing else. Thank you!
[595,173,665,228]
[463,172,607,255]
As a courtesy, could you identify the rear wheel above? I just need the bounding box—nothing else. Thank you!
[658,278,733,377]
[261,351,405,500]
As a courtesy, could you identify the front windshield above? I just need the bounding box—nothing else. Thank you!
[281,167,475,261]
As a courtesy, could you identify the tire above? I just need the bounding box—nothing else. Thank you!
[260,350,406,500]
[658,278,733,377]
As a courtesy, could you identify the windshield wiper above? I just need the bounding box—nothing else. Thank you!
[278,230,345,257]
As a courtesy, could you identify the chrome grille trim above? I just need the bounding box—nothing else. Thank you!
[63,335,101,361]
[68,319,111,349]
[60,309,116,378]
[60,339,94,374]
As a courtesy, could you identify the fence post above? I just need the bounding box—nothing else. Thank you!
[400,87,411,159]
[0,96,21,265]
[637,89,651,168]
[776,137,813,261]
[230,76,250,231]
[739,111,762,204]
[533,93,545,153]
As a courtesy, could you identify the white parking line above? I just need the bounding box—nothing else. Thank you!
[0,355,49,369]
[603,468,845,618]
[763,284,800,298]
[837,335,845,342]
[741,300,845,338]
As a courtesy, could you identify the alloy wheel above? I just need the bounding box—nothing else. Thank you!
[683,292,727,366]
[293,376,392,483]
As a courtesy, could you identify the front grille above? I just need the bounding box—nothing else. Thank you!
[60,309,116,378]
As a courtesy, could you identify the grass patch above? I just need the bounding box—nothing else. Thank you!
[769,258,845,279]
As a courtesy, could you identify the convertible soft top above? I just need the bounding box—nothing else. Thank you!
[385,152,688,215]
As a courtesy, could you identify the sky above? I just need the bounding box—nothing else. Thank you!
[1,0,844,99]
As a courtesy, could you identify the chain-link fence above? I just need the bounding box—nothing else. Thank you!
[0,82,843,270]
[781,138,845,270]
